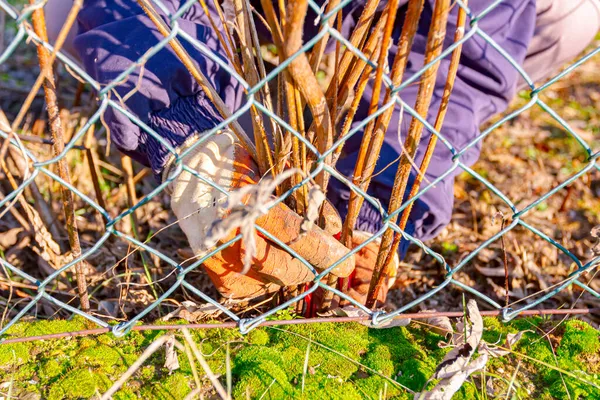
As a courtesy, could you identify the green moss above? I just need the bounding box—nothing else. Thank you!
[268,322,370,380]
[0,342,30,369]
[47,368,111,400]
[248,328,270,346]
[0,316,599,399]
[396,358,434,392]
[363,345,394,376]
[558,320,600,358]
[21,317,89,337]
[301,377,363,399]
[79,343,125,372]
[140,372,192,400]
[38,358,65,382]
[233,346,292,399]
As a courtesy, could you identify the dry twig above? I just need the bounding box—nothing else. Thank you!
[29,0,90,311]
[373,1,468,306]
[366,0,451,308]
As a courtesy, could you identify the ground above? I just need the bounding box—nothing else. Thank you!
[1,2,600,399]
[1,10,600,326]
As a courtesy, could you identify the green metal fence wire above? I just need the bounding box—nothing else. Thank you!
[0,0,599,339]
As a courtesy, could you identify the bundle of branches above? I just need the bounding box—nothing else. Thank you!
[137,0,468,310]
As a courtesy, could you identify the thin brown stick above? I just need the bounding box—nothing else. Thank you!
[325,0,381,103]
[85,149,107,226]
[2,308,597,345]
[82,124,108,229]
[212,0,237,54]
[332,8,343,133]
[282,0,334,192]
[308,0,341,73]
[261,1,289,180]
[198,0,240,72]
[242,0,283,174]
[319,0,400,311]
[121,155,140,232]
[261,0,331,197]
[376,1,468,306]
[341,0,400,245]
[333,67,371,165]
[283,70,305,210]
[339,0,423,254]
[29,1,90,312]
[294,87,309,206]
[136,0,257,161]
[302,5,386,158]
[366,0,451,308]
[233,0,275,177]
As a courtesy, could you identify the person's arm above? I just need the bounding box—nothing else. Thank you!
[74,0,237,178]
[71,0,364,301]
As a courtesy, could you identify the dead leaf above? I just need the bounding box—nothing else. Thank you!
[415,300,485,400]
[297,185,325,238]
[164,336,180,374]
[422,312,453,338]
[0,227,23,249]
[162,301,223,322]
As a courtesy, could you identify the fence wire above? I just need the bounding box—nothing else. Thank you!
[0,0,599,341]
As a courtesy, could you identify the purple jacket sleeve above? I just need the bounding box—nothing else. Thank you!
[74,0,536,255]
[73,0,242,177]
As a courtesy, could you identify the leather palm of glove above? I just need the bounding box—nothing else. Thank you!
[166,129,359,300]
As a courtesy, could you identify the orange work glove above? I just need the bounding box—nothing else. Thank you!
[346,231,399,307]
[165,129,354,300]
[305,231,400,314]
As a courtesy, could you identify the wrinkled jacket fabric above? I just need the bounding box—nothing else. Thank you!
[74,0,536,255]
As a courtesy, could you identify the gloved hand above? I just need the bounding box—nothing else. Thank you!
[166,129,355,299]
[346,231,399,306]
[73,1,354,300]
[306,230,399,312]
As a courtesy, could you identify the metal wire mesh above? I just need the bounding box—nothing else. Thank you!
[0,0,599,340]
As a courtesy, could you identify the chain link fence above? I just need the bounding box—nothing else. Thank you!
[0,0,599,343]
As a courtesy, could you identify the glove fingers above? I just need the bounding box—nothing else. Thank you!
[201,230,316,298]
[202,253,280,299]
[255,202,355,278]
[241,233,316,286]
[208,229,316,287]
